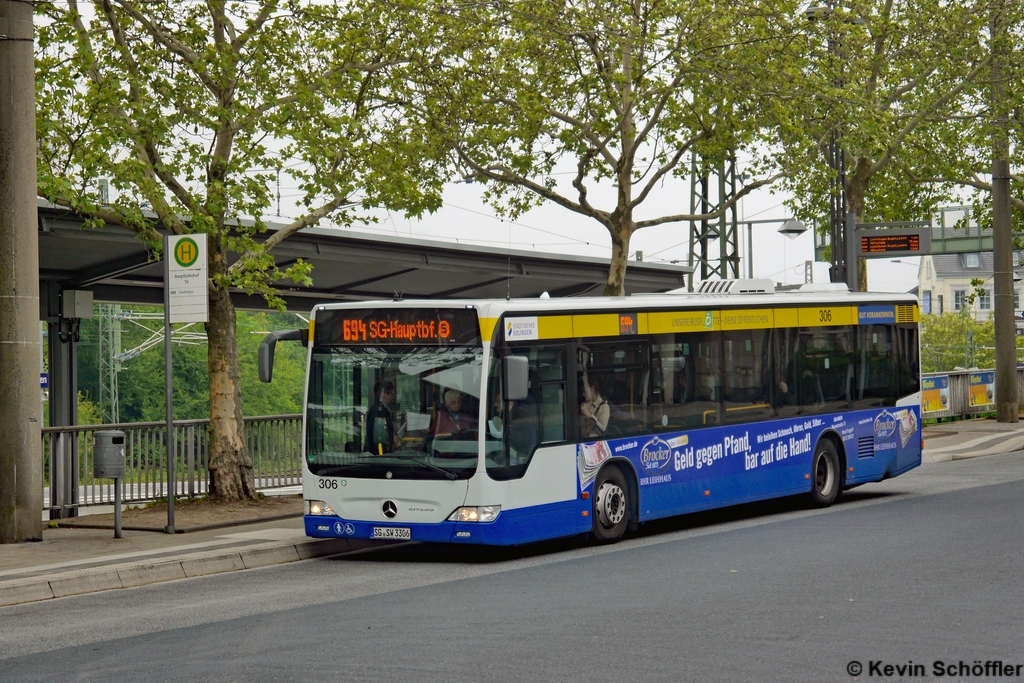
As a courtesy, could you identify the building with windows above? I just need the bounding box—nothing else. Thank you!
[918,252,1024,320]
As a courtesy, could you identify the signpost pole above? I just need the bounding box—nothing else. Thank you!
[164,236,175,534]
[163,234,207,533]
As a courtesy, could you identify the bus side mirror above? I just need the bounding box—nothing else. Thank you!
[258,329,307,383]
[503,355,529,401]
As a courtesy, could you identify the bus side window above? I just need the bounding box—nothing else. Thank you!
[797,326,855,415]
[896,324,920,398]
[492,345,566,481]
[650,332,719,432]
[854,324,896,408]
[722,329,773,426]
[772,328,800,419]
[576,340,649,439]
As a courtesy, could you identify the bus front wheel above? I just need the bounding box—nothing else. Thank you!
[592,467,630,544]
[808,438,840,507]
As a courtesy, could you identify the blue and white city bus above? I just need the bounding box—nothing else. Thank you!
[259,280,922,545]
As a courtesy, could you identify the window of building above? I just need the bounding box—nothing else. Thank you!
[1015,291,1020,310]
[953,289,966,311]
[979,289,992,310]
[1014,252,1021,267]
[964,253,981,268]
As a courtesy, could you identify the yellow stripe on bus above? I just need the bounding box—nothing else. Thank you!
[773,307,798,328]
[796,305,855,327]
[479,317,498,342]
[572,313,620,337]
[647,310,719,334]
[521,303,907,341]
[720,308,773,330]
[539,315,573,339]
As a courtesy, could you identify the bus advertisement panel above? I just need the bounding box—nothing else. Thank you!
[922,375,950,413]
[969,372,995,407]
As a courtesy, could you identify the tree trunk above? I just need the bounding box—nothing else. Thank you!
[847,173,869,292]
[205,239,256,501]
[604,224,632,296]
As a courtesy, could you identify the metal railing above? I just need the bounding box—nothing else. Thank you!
[42,414,303,516]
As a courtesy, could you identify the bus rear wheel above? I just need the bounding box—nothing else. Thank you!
[808,438,840,507]
[592,467,629,544]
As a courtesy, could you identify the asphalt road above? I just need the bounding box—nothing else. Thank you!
[4,453,1024,682]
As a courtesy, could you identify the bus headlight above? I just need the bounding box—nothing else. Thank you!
[448,506,500,523]
[306,500,336,516]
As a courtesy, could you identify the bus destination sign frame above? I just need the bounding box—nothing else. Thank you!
[855,227,931,258]
[315,308,481,347]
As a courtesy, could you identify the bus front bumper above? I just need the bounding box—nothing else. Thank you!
[305,500,578,546]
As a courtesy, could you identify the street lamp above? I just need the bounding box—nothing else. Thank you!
[778,219,808,240]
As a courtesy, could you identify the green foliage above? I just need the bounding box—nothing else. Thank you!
[35,1,447,478]
[76,308,305,423]
[36,1,446,303]
[419,0,800,293]
[778,0,987,229]
[77,392,103,426]
[920,311,1024,372]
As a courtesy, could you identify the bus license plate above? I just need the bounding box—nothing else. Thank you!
[372,527,411,540]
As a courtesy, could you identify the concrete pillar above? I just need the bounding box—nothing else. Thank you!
[0,0,43,542]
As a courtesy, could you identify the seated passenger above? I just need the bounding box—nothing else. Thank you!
[580,375,610,439]
[430,388,476,439]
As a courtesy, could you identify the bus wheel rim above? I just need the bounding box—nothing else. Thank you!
[596,481,626,527]
[815,453,834,496]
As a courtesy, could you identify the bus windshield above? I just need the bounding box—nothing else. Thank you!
[306,346,483,480]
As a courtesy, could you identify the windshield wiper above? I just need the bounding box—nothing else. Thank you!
[315,456,458,480]
[314,464,364,477]
[406,456,458,480]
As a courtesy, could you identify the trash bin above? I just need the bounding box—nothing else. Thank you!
[93,430,126,479]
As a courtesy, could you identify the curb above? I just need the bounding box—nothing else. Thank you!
[0,536,376,609]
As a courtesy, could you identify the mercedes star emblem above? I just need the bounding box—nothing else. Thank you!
[382,500,398,519]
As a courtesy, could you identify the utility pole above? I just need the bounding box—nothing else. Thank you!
[0,0,43,542]
[990,0,1017,423]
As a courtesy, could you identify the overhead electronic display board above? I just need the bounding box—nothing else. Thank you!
[315,308,481,346]
[855,228,932,258]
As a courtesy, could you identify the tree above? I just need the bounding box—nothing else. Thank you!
[421,0,794,295]
[902,1,1024,220]
[778,0,987,290]
[37,1,445,500]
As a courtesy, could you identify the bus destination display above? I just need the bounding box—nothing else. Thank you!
[343,318,449,342]
[856,228,931,257]
[315,308,481,346]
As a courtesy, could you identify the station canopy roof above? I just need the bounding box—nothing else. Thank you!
[38,203,692,313]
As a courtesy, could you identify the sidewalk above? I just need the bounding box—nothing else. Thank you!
[0,517,376,609]
[923,417,1024,463]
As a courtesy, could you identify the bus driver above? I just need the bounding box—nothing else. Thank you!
[430,388,476,439]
